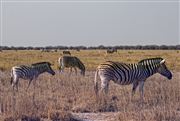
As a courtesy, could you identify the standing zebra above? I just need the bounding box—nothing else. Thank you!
[94,58,172,100]
[11,62,55,91]
[58,56,85,76]
[106,48,117,54]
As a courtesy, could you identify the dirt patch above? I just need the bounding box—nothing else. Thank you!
[73,112,120,121]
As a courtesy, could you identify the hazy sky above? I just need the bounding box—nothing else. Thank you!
[0,0,179,47]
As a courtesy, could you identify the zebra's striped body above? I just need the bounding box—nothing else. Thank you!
[58,56,85,76]
[94,58,172,99]
[11,62,55,90]
[107,48,117,54]
[62,50,71,55]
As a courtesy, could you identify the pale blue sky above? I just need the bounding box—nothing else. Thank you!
[0,0,179,47]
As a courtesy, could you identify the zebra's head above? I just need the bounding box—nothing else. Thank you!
[75,57,85,76]
[46,62,56,75]
[157,59,172,80]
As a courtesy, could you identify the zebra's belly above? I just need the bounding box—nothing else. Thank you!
[114,78,133,85]
[19,76,31,80]
[18,73,34,80]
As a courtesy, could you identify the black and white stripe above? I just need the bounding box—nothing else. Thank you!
[11,62,55,90]
[94,58,172,99]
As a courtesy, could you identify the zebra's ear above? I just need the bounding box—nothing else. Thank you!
[160,59,165,64]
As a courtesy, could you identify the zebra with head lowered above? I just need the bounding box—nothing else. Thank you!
[58,56,85,76]
[94,58,172,100]
[11,62,55,91]
[62,50,71,55]
[107,48,117,54]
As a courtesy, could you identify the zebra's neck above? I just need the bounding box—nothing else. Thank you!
[138,60,159,78]
[32,65,47,74]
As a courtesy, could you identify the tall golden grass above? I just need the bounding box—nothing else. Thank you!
[0,50,179,120]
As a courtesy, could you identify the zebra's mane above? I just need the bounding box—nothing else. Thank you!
[138,57,163,64]
[31,62,51,66]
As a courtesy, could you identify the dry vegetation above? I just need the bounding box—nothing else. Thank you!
[0,50,180,121]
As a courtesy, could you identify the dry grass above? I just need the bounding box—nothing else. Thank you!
[0,50,179,120]
[0,50,179,71]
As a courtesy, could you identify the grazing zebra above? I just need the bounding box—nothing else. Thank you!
[94,58,172,100]
[41,49,50,52]
[62,50,71,55]
[58,56,85,76]
[11,62,55,91]
[106,48,117,54]
[76,48,80,52]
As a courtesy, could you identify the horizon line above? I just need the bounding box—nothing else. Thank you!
[1,1,179,3]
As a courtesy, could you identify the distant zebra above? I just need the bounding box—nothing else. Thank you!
[63,50,71,55]
[76,48,80,52]
[94,58,172,100]
[58,56,85,76]
[11,62,55,91]
[106,48,117,54]
[41,49,50,52]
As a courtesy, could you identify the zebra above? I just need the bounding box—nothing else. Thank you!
[41,49,50,52]
[106,48,117,54]
[62,50,71,55]
[94,58,172,100]
[58,56,85,76]
[11,62,55,91]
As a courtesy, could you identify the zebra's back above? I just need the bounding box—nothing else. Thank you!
[97,61,139,85]
[59,56,77,67]
[12,65,35,80]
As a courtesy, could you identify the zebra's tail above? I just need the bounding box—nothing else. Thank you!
[10,69,13,85]
[94,69,99,96]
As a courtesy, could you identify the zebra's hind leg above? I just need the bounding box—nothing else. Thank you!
[58,66,61,74]
[100,79,109,95]
[99,79,109,103]
[12,83,16,92]
[12,76,19,92]
[15,82,19,92]
[99,79,110,111]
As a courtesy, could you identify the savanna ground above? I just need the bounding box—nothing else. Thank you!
[0,50,180,121]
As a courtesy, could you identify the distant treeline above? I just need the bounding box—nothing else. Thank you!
[0,45,180,50]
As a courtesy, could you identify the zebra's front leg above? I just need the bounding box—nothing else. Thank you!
[139,81,145,102]
[69,67,72,76]
[74,68,77,75]
[132,82,139,97]
[130,82,139,102]
[26,79,33,91]
[33,78,37,90]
